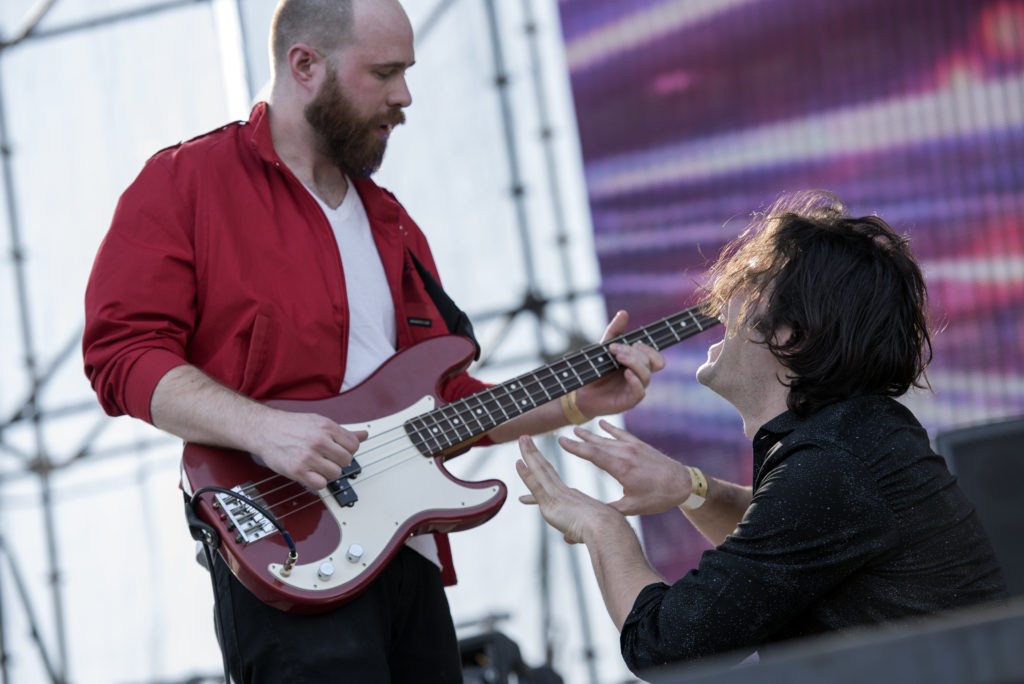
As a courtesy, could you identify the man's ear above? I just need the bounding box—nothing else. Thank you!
[287,43,322,91]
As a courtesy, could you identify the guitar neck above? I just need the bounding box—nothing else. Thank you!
[404,305,720,456]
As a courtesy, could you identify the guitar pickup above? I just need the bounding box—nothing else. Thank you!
[341,460,362,479]
[327,458,361,507]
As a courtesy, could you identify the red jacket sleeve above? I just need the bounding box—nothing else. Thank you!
[83,154,195,423]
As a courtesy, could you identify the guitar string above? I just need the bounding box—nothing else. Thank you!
[228,317,723,530]
[222,314,722,529]
[250,313,713,497]
[266,442,438,525]
[221,315,723,528]
[249,309,717,495]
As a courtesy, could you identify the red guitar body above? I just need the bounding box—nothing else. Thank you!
[181,336,506,614]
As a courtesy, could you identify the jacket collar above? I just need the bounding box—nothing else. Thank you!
[352,177,400,229]
[246,101,279,163]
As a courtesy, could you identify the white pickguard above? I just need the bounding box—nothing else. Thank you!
[267,395,501,592]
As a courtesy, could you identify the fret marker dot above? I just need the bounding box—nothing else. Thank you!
[432,427,439,433]
[476,409,483,414]
[453,418,460,424]
[521,400,528,406]
[562,372,569,378]
[598,356,605,362]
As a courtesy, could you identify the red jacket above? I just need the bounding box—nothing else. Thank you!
[83,102,487,582]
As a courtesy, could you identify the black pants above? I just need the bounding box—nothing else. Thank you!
[212,547,463,683]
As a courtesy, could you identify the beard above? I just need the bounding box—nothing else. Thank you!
[304,69,405,178]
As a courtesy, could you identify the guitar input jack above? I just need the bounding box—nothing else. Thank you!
[280,550,299,577]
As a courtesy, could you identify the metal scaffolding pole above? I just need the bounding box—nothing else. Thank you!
[0,2,218,682]
[480,2,599,681]
[0,8,68,676]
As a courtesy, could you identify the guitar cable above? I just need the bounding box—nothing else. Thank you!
[185,486,298,684]
[198,535,233,684]
[190,485,298,561]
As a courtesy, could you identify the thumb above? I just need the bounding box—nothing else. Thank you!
[608,497,631,514]
[601,310,629,342]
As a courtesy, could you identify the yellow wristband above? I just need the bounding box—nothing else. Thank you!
[681,465,708,510]
[560,390,589,425]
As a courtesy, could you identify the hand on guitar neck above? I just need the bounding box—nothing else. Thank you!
[485,310,666,443]
[577,309,667,418]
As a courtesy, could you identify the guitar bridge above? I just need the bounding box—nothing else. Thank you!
[216,484,276,544]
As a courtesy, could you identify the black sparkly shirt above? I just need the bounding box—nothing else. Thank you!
[620,395,1009,673]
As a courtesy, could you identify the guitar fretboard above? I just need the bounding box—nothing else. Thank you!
[404,305,720,457]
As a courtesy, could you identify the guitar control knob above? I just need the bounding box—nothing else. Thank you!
[317,562,335,581]
[346,544,364,563]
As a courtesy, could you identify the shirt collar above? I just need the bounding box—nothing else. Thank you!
[751,409,798,480]
[754,409,799,446]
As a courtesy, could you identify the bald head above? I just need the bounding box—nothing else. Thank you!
[269,0,412,78]
[270,0,353,77]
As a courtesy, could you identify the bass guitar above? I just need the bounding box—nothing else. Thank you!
[181,305,719,613]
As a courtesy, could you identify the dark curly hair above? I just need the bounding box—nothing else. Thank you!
[701,190,933,416]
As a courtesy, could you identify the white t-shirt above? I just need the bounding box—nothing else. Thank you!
[308,184,397,391]
[308,181,440,566]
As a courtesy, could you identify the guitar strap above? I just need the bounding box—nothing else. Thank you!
[406,248,481,361]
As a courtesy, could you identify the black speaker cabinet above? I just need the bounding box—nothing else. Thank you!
[646,598,1024,684]
[935,417,1024,597]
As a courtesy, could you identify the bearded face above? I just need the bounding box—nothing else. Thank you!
[303,64,406,178]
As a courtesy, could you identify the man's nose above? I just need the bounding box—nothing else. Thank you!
[388,75,412,108]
